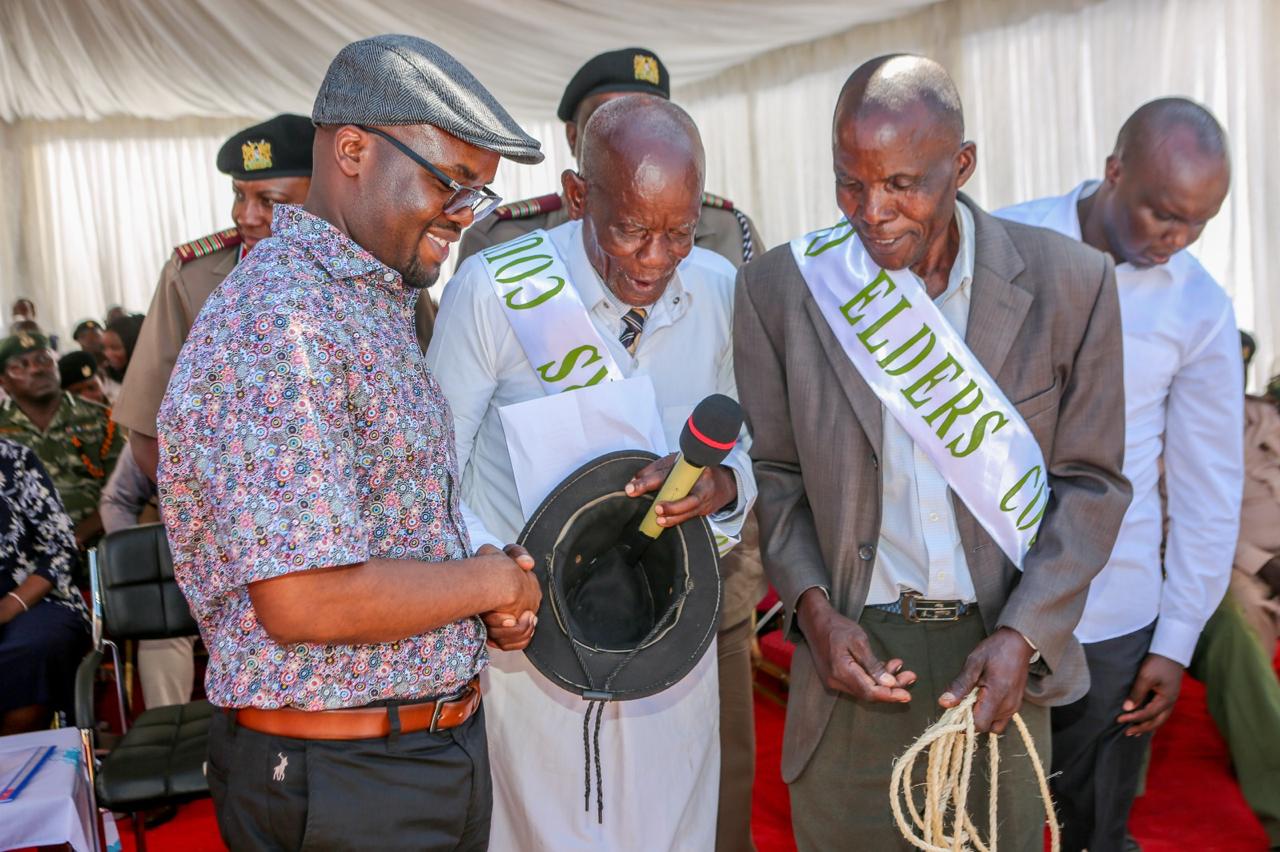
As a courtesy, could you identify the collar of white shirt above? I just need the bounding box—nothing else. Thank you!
[936,198,976,310]
[558,220,692,339]
[1034,180,1193,285]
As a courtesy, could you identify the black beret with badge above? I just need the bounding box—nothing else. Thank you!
[59,351,98,389]
[216,114,315,181]
[72,319,102,340]
[557,47,671,122]
[0,332,51,369]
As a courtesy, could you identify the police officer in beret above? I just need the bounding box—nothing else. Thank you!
[457,47,764,270]
[71,319,105,367]
[59,351,107,406]
[0,333,124,551]
[114,114,314,483]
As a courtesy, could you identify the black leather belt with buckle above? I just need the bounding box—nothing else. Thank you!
[868,591,971,622]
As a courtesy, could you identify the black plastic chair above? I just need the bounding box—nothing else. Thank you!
[74,522,211,850]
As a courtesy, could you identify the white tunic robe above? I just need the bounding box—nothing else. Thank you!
[427,219,755,851]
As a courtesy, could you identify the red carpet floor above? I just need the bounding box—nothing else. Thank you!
[115,675,1269,851]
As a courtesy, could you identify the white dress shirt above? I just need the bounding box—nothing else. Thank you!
[999,181,1243,665]
[867,201,979,605]
[426,219,753,852]
[427,218,755,551]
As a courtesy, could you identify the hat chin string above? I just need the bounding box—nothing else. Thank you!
[549,563,690,825]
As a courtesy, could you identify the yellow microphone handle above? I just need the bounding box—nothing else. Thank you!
[638,454,705,539]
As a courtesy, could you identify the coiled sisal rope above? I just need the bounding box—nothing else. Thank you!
[889,691,1060,852]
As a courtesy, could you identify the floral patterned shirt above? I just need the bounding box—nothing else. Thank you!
[157,205,482,710]
[0,438,89,623]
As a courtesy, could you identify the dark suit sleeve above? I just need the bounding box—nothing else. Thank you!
[733,266,830,640]
[996,252,1132,672]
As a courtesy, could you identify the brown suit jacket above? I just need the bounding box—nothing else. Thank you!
[733,196,1132,781]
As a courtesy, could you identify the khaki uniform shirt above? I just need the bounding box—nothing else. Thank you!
[116,232,437,439]
[1231,396,1280,645]
[0,393,125,525]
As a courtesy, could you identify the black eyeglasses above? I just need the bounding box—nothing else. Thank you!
[357,125,503,222]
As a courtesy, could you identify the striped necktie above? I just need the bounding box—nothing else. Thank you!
[619,307,647,354]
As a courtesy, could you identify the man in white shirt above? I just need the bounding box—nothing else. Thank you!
[998,97,1242,852]
[427,96,754,851]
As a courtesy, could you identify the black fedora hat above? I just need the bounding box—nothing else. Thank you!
[519,449,721,701]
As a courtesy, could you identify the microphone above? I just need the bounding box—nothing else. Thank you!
[636,393,743,539]
[566,394,744,648]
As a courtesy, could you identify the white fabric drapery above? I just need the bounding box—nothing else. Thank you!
[2,0,1277,383]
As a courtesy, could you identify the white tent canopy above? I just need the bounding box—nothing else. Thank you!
[0,0,934,121]
[1,0,1277,382]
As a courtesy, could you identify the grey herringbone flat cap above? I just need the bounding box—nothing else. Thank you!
[313,34,543,164]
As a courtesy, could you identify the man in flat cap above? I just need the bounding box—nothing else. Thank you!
[0,333,124,554]
[735,55,1130,850]
[116,114,314,484]
[460,50,768,849]
[430,94,755,852]
[157,35,543,850]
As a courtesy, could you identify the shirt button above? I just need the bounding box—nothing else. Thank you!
[383,272,395,283]
[937,571,948,580]
[858,544,875,561]
[929,512,940,522]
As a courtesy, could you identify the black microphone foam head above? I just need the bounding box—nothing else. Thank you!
[679,394,743,468]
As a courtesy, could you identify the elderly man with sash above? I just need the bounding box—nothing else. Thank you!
[428,95,754,851]
[733,55,1131,851]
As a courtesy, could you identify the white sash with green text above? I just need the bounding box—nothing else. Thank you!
[478,227,739,555]
[792,219,1048,567]
[478,229,625,394]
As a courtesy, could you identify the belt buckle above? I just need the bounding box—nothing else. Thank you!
[902,591,960,622]
[427,681,472,732]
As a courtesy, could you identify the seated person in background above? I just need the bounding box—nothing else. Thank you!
[1232,331,1280,651]
[0,333,125,553]
[100,313,144,404]
[59,351,108,406]
[1171,330,1280,849]
[10,298,36,327]
[0,437,91,734]
[105,305,126,325]
[72,319,107,368]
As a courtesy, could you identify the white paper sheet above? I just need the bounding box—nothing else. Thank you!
[498,375,669,521]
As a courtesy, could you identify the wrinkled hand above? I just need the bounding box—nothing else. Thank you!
[477,543,540,651]
[624,453,737,527]
[938,627,1034,734]
[798,588,916,702]
[1117,653,1183,736]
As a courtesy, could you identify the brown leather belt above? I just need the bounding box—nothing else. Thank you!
[232,678,481,740]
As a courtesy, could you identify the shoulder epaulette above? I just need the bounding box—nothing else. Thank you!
[701,192,735,211]
[173,227,242,265]
[494,193,563,221]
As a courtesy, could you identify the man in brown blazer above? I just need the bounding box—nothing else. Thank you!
[734,55,1132,850]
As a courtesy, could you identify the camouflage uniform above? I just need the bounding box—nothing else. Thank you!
[0,393,124,526]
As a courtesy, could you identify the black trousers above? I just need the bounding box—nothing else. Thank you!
[207,703,491,851]
[1050,621,1157,852]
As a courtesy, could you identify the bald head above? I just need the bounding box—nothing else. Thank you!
[564,95,706,307]
[835,54,964,145]
[1114,97,1227,165]
[579,95,705,189]
[1082,97,1230,267]
[829,54,975,281]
